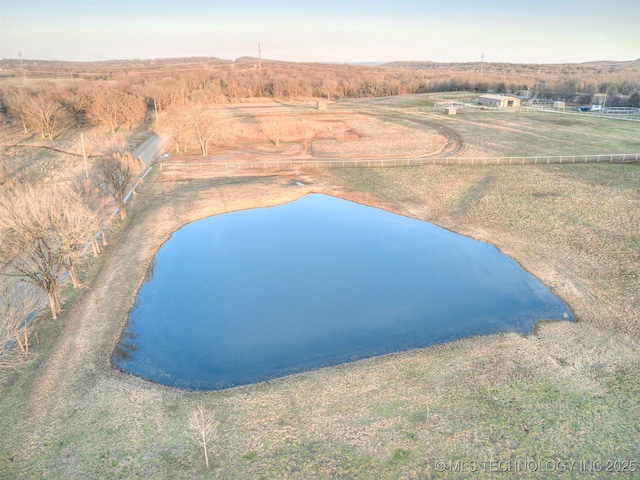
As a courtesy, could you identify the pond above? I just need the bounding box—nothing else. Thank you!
[113,194,573,390]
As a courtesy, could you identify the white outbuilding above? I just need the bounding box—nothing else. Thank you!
[478,94,521,108]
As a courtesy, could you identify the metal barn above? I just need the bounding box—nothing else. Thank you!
[478,94,521,108]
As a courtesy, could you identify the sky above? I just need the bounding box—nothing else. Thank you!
[1,0,638,64]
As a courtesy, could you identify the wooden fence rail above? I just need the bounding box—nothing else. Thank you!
[160,153,640,173]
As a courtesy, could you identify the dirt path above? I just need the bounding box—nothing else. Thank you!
[132,134,171,166]
[374,113,464,157]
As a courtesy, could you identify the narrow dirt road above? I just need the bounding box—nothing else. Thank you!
[132,134,171,166]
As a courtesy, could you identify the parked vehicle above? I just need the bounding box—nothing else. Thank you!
[576,106,591,112]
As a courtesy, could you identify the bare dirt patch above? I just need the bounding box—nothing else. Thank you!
[207,113,449,160]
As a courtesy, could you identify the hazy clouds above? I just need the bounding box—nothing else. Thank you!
[1,0,638,62]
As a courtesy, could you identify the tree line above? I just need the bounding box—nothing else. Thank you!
[0,83,148,140]
[0,149,144,359]
[3,61,639,143]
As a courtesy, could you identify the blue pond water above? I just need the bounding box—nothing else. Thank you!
[113,194,573,390]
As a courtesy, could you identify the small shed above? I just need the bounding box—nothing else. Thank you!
[478,94,521,108]
[444,107,457,115]
[316,101,327,111]
[553,101,566,109]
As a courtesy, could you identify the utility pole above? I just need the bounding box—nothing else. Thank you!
[258,43,262,71]
[80,133,88,179]
[480,53,485,74]
[18,51,26,85]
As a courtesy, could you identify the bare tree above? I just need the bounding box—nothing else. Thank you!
[0,278,43,357]
[56,188,100,288]
[89,87,146,133]
[61,83,94,128]
[154,106,190,153]
[92,150,144,220]
[188,403,218,469]
[2,88,31,133]
[184,103,228,157]
[1,87,67,139]
[25,89,67,140]
[320,76,339,101]
[185,103,224,156]
[0,184,90,319]
[73,177,112,253]
[89,88,122,133]
[120,92,147,131]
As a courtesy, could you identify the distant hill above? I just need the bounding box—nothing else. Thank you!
[382,60,640,75]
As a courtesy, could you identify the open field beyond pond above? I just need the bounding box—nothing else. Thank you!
[1,153,639,478]
[164,102,640,167]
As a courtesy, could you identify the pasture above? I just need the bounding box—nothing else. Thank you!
[1,99,639,478]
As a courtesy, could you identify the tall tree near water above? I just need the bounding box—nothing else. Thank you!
[0,278,43,357]
[0,184,93,319]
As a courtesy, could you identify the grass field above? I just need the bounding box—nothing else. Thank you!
[433,110,640,157]
[1,99,639,478]
[214,106,640,161]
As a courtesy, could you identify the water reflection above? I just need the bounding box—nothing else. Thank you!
[113,331,138,361]
[145,257,157,282]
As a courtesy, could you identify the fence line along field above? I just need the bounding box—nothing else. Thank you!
[154,106,640,181]
[1,89,640,478]
[159,153,640,176]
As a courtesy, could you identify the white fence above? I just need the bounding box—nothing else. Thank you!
[220,104,640,122]
[160,153,640,173]
[222,104,499,117]
[521,105,640,121]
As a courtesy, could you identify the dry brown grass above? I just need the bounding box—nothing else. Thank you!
[0,121,152,185]
[1,97,639,478]
[0,164,638,478]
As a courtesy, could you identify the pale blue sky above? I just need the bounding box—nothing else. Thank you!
[1,0,638,63]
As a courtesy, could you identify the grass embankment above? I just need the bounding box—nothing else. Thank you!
[1,163,639,479]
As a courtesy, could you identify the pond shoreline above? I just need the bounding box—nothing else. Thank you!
[114,192,574,391]
[2,167,639,478]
